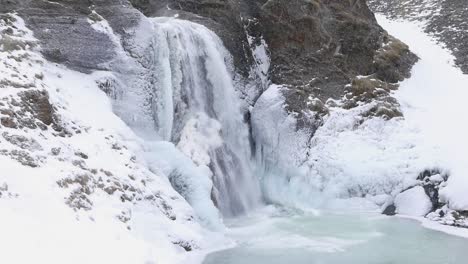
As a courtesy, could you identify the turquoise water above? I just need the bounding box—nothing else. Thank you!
[203,212,468,264]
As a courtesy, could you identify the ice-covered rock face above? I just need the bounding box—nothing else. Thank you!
[250,11,468,221]
[251,83,418,211]
[251,85,319,208]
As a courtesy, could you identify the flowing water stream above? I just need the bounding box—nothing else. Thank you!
[146,18,262,219]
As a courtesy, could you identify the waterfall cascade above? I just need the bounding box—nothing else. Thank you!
[148,17,262,217]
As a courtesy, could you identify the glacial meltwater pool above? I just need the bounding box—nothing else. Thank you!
[203,212,468,264]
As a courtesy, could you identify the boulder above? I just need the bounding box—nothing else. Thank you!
[394,186,433,217]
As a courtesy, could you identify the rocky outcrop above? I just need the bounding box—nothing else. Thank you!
[129,0,416,115]
[4,1,416,103]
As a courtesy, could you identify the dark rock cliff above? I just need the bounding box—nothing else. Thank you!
[1,0,416,134]
[129,0,416,100]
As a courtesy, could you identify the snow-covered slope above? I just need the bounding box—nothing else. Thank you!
[369,0,468,74]
[377,15,468,226]
[0,14,224,264]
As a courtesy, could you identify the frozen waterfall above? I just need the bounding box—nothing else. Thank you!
[148,18,262,217]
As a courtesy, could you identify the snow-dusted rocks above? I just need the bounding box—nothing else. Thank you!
[394,187,433,217]
[427,206,468,229]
